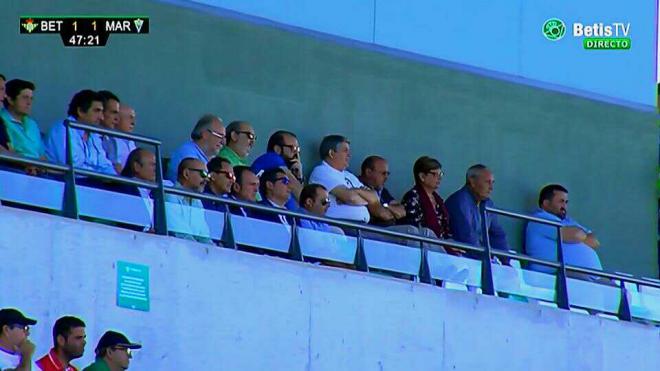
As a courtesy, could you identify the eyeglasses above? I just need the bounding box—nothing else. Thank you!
[111,347,132,356]
[320,197,330,206]
[188,168,210,179]
[274,176,290,185]
[10,324,29,331]
[207,129,226,141]
[379,171,391,176]
[237,131,256,141]
[214,170,235,180]
[426,169,445,178]
[281,144,300,153]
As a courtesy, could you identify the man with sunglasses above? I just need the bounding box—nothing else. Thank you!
[0,308,37,371]
[167,114,225,181]
[359,155,407,227]
[252,130,304,207]
[202,157,235,212]
[83,330,141,371]
[165,158,213,244]
[298,184,344,234]
[218,120,255,167]
[251,168,292,224]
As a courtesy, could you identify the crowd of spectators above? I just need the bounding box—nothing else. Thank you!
[0,74,606,276]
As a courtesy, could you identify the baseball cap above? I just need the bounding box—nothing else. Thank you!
[95,331,142,354]
[0,308,37,327]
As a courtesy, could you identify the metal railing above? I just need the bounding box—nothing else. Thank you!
[0,123,659,323]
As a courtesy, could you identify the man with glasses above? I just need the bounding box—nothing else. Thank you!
[35,316,87,371]
[298,184,344,234]
[167,114,225,181]
[252,168,292,225]
[165,157,213,244]
[83,330,141,371]
[359,155,407,227]
[0,308,37,371]
[202,157,235,212]
[218,120,255,167]
[252,130,304,210]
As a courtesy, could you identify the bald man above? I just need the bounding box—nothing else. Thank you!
[103,104,137,173]
[165,157,213,244]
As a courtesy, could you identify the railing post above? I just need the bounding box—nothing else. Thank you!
[62,120,78,219]
[617,280,632,321]
[221,210,236,249]
[288,217,303,261]
[554,226,570,310]
[354,229,368,272]
[153,145,168,235]
[480,208,495,295]
[418,240,432,284]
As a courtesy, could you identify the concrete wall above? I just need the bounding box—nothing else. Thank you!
[0,206,659,370]
[0,0,657,276]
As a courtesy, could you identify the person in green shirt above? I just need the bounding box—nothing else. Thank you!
[218,120,255,166]
[83,330,141,371]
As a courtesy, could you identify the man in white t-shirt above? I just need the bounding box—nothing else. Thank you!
[309,135,378,223]
[0,308,37,371]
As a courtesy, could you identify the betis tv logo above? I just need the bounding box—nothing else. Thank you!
[21,18,38,33]
[542,18,566,41]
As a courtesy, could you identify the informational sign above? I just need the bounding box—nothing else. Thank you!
[116,261,150,312]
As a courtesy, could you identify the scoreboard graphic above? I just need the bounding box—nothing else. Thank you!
[20,16,149,47]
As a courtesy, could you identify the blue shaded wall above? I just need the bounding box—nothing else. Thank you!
[1,207,659,370]
[180,0,658,108]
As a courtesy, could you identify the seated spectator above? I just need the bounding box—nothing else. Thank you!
[446,164,510,256]
[103,100,137,174]
[98,90,120,130]
[83,330,142,371]
[115,148,158,230]
[0,308,37,371]
[251,130,304,209]
[218,120,255,167]
[35,316,86,371]
[228,165,259,217]
[167,114,225,181]
[0,79,45,160]
[525,184,604,275]
[308,135,376,223]
[0,74,10,153]
[165,158,212,244]
[251,168,292,225]
[359,155,407,226]
[44,89,116,174]
[202,156,235,212]
[298,183,344,234]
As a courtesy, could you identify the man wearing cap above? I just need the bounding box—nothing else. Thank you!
[0,308,37,371]
[82,331,141,371]
[35,316,86,371]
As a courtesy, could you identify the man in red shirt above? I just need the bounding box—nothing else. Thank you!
[35,316,87,371]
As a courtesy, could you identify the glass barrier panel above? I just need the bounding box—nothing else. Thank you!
[297,227,356,264]
[231,215,291,252]
[363,239,421,276]
[567,276,621,314]
[427,251,481,287]
[78,186,152,228]
[0,169,63,210]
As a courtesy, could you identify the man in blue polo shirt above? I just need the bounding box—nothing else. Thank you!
[525,184,603,274]
[167,114,225,181]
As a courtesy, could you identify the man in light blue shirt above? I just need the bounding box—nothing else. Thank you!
[44,89,116,174]
[525,184,603,274]
[166,157,213,244]
[298,184,344,235]
[167,114,225,181]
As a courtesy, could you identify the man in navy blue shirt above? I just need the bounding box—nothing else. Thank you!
[202,157,235,212]
[446,164,509,256]
[251,168,292,225]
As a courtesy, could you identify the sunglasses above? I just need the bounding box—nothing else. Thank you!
[214,170,235,180]
[207,129,226,141]
[111,347,133,356]
[274,176,290,185]
[188,168,210,179]
[10,324,29,331]
[237,131,256,141]
[281,144,300,153]
[426,169,445,178]
[320,197,330,206]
